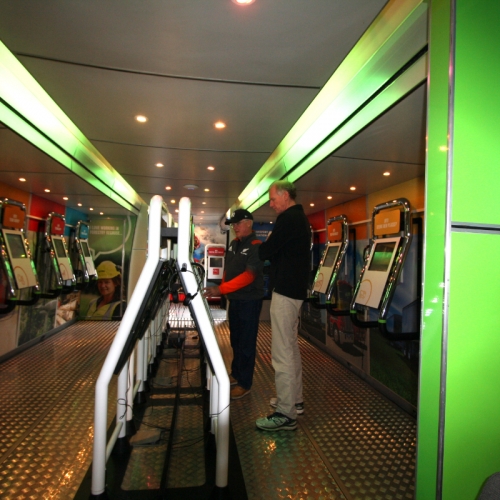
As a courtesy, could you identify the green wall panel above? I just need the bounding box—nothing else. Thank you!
[452,3,500,225]
[416,0,450,497]
[443,231,500,499]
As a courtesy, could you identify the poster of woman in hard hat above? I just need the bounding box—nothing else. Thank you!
[79,216,135,320]
[86,261,126,320]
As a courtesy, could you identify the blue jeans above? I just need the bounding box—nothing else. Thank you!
[228,298,263,390]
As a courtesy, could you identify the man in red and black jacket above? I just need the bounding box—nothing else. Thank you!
[204,209,264,400]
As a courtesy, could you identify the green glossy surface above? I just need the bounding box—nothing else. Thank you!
[443,232,500,498]
[233,0,428,213]
[0,41,142,214]
[452,3,500,225]
[416,0,449,498]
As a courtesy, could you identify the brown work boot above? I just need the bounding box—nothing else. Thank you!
[229,374,238,386]
[230,385,251,400]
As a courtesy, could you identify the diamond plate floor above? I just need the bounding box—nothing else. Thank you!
[216,320,416,500]
[0,321,119,500]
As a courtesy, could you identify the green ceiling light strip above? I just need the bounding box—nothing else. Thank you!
[0,40,143,214]
[232,0,428,214]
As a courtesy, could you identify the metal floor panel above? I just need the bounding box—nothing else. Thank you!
[0,321,119,500]
[216,320,416,500]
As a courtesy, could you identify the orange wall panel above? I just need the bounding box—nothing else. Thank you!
[0,181,30,207]
[326,195,369,240]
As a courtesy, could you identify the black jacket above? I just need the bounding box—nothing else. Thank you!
[258,204,311,300]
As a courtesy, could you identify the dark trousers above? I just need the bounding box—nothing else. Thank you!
[228,298,263,390]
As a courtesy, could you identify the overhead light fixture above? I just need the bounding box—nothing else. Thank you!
[77,203,82,207]
[310,203,315,207]
[207,166,215,171]
[327,196,332,200]
[63,197,69,201]
[204,188,210,192]
[19,177,26,182]
[350,186,356,191]
[156,163,164,168]
[214,121,226,129]
[202,202,206,205]
[184,184,199,190]
[89,207,94,211]
[201,211,205,214]
[44,188,50,193]
[170,199,176,204]
[175,209,179,213]
[383,171,391,176]
[135,115,147,123]
[100,212,104,215]
[232,0,255,5]
[165,186,172,190]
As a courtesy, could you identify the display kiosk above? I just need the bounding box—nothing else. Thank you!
[73,220,97,288]
[37,212,76,297]
[311,215,349,308]
[0,198,40,313]
[350,198,419,340]
[203,243,225,300]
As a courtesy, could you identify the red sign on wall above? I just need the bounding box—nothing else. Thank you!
[207,247,225,256]
[2,205,25,229]
[51,217,66,235]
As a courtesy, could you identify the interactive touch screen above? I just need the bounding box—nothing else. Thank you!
[353,236,400,309]
[313,243,342,294]
[369,242,396,272]
[210,257,223,268]
[2,229,37,289]
[53,238,67,258]
[323,245,339,268]
[6,233,27,259]
[81,240,91,258]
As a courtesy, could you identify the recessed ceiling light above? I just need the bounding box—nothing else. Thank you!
[19,177,26,182]
[310,203,315,207]
[100,212,104,215]
[165,186,172,190]
[350,186,356,191]
[207,166,215,171]
[200,217,204,220]
[204,188,210,192]
[135,115,147,123]
[232,0,255,5]
[63,197,69,201]
[175,209,179,213]
[77,203,82,207]
[170,199,176,204]
[201,211,205,214]
[327,196,332,200]
[383,171,391,176]
[184,184,198,190]
[89,207,94,211]
[202,202,206,205]
[214,121,226,129]
[156,163,164,168]
[44,188,50,193]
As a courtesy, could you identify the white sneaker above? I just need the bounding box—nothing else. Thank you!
[269,397,304,415]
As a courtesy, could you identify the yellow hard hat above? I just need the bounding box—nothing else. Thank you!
[96,261,121,279]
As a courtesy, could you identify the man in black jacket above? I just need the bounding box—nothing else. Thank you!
[255,181,311,431]
[204,209,264,400]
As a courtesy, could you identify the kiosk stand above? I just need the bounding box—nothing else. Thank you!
[37,212,76,297]
[0,198,40,313]
[204,243,225,301]
[310,215,350,315]
[350,198,419,340]
[72,220,97,289]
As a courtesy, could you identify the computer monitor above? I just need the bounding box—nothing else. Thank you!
[2,229,37,289]
[313,242,341,294]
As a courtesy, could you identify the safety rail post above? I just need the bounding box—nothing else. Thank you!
[91,195,169,498]
[177,197,230,489]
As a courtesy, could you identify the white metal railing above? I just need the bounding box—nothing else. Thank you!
[176,196,230,488]
[91,195,170,496]
[91,195,229,495]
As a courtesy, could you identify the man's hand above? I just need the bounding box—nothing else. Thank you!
[203,286,221,298]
